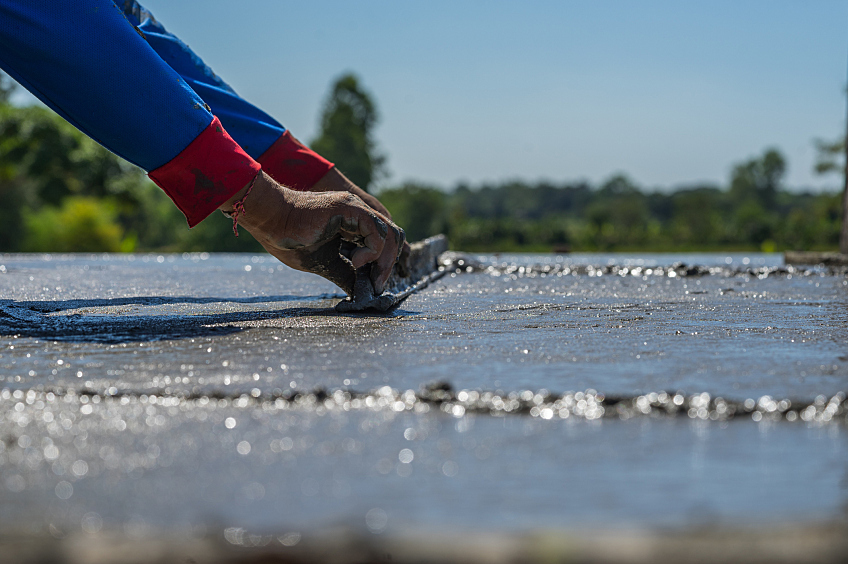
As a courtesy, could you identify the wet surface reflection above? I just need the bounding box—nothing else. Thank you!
[0,252,846,536]
[1,386,845,536]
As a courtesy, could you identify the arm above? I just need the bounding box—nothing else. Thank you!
[0,0,250,222]
[116,2,394,220]
[0,0,401,291]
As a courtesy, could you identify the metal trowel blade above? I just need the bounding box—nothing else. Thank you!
[335,234,449,313]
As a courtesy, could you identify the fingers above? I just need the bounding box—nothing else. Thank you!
[370,223,405,293]
[339,212,386,267]
[331,195,404,294]
[244,182,404,295]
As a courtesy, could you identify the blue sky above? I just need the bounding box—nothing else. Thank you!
[16,1,848,192]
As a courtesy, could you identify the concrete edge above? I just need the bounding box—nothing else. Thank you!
[2,522,847,564]
[784,251,848,266]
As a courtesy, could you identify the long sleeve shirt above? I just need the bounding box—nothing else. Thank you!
[0,0,333,226]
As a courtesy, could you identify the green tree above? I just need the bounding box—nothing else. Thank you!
[726,149,787,249]
[311,73,386,192]
[729,148,785,210]
[0,103,153,251]
[587,175,650,249]
[23,196,128,252]
[0,103,149,204]
[0,71,13,103]
[813,129,847,254]
[669,187,724,247]
[813,137,844,175]
[379,183,447,241]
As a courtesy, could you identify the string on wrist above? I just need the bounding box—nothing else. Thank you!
[222,173,258,237]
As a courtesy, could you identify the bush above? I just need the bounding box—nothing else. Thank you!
[23,196,129,252]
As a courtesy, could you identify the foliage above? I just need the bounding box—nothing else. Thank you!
[729,148,785,210]
[0,72,12,103]
[380,148,841,252]
[0,76,263,254]
[23,196,128,252]
[813,137,845,175]
[377,184,447,242]
[0,100,145,251]
[310,73,386,192]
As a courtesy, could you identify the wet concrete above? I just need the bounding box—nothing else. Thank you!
[0,252,846,543]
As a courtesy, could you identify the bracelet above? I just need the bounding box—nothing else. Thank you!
[221,173,258,237]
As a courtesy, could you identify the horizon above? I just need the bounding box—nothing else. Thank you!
[8,0,848,193]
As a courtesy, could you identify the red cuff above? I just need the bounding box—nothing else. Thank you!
[257,130,334,191]
[148,116,262,227]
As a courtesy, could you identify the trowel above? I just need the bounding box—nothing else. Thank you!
[335,234,449,312]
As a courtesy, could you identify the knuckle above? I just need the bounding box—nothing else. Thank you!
[339,192,359,206]
[329,192,357,208]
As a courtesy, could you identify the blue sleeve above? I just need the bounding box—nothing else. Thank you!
[0,0,213,172]
[120,1,286,159]
[116,1,334,191]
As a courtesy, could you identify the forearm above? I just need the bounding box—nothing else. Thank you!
[256,131,334,190]
[118,1,336,197]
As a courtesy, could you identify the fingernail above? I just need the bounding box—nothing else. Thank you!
[373,217,388,239]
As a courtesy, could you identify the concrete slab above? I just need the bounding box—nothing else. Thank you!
[0,252,846,559]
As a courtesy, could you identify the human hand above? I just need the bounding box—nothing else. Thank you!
[308,167,412,266]
[309,167,392,219]
[219,172,405,295]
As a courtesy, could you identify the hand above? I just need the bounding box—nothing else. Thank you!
[309,167,392,219]
[219,172,405,296]
[309,167,413,262]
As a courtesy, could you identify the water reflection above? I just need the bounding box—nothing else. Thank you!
[0,383,846,537]
[0,252,846,540]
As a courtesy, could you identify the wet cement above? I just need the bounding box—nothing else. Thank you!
[0,252,846,541]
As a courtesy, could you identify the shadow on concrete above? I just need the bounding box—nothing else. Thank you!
[17,294,340,313]
[0,295,355,343]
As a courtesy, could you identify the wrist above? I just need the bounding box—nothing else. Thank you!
[218,171,297,239]
[218,172,259,214]
[150,116,261,227]
[257,130,334,190]
[309,167,356,193]
[309,168,392,219]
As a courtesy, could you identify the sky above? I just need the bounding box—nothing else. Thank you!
[14,0,848,192]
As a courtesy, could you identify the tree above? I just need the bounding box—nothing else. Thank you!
[378,183,447,241]
[729,148,785,210]
[0,71,13,103]
[813,137,844,175]
[669,187,723,246]
[0,103,151,251]
[23,196,127,252]
[311,73,386,192]
[813,130,847,254]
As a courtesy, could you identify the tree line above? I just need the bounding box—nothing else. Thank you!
[379,150,842,252]
[0,71,842,253]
